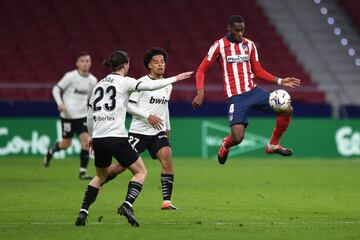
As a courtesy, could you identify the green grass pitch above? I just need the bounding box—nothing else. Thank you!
[0,156,359,240]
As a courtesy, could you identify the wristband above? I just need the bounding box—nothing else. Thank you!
[277,78,282,85]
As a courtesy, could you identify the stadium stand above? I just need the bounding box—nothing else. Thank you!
[0,0,324,103]
[341,0,360,31]
[259,0,360,116]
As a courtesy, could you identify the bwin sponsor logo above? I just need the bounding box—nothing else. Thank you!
[226,54,250,63]
[149,96,168,104]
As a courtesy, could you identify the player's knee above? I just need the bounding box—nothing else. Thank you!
[232,133,244,144]
[161,156,173,171]
[79,134,90,150]
[114,164,124,174]
[142,166,148,178]
[61,139,72,149]
[160,153,172,164]
[94,171,108,185]
[157,148,172,172]
[98,175,107,184]
[134,169,147,183]
[161,160,173,174]
[81,143,89,151]
[138,164,148,179]
[143,168,148,179]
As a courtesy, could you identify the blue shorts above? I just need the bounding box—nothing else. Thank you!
[227,86,272,127]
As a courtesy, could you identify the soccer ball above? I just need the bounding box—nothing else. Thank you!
[269,89,291,112]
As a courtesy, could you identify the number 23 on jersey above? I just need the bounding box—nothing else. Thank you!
[93,86,116,111]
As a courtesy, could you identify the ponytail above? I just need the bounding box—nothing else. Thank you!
[103,51,129,71]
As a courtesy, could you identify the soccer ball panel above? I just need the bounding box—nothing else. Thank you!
[269,89,291,112]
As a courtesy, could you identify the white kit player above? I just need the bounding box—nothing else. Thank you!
[103,48,178,210]
[75,50,192,227]
[44,52,97,180]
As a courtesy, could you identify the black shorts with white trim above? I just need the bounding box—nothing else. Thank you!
[128,131,171,159]
[60,117,88,138]
[92,137,139,168]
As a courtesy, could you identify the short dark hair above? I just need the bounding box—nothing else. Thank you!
[103,50,129,71]
[228,15,244,26]
[143,47,168,70]
[76,51,90,61]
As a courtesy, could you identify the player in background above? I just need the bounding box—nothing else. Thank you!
[191,15,301,164]
[75,50,192,227]
[44,52,97,180]
[100,48,177,210]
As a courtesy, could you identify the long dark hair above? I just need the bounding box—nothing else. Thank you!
[103,50,129,71]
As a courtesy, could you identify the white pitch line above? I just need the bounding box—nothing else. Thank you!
[1,221,360,226]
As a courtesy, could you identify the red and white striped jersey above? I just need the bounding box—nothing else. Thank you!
[196,36,275,99]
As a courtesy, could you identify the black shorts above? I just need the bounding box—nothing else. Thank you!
[92,137,139,168]
[60,117,88,138]
[128,131,171,159]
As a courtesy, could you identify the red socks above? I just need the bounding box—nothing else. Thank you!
[223,135,237,149]
[269,114,292,145]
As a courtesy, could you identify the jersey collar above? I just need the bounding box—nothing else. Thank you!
[147,74,164,80]
[77,70,89,77]
[226,33,244,44]
[110,72,122,76]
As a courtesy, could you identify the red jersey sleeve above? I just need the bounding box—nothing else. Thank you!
[196,41,220,89]
[250,42,276,82]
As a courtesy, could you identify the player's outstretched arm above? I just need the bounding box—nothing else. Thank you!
[175,71,193,82]
[279,77,301,88]
[251,53,301,89]
[135,71,193,91]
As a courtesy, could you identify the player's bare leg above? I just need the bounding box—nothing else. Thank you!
[43,138,72,167]
[75,167,108,226]
[266,106,293,156]
[78,132,92,180]
[101,163,126,185]
[157,147,177,210]
[218,124,245,165]
[118,157,147,227]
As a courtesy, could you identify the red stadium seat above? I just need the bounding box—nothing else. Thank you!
[0,0,325,102]
[341,0,360,31]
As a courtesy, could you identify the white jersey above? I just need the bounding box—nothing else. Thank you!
[89,73,177,138]
[128,75,172,136]
[55,70,97,119]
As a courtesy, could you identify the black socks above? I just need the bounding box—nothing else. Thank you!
[161,174,174,201]
[79,185,99,215]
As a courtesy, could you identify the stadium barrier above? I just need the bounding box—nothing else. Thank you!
[0,118,359,158]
